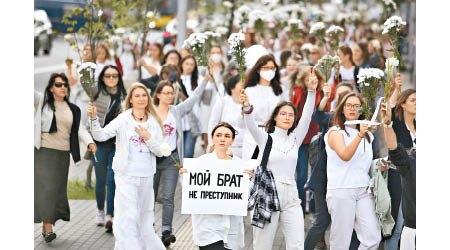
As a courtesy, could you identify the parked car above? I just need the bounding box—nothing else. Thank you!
[34,9,53,55]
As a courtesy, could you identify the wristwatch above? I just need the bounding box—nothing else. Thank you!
[243,105,253,114]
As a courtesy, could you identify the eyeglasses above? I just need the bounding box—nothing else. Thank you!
[161,92,174,96]
[104,73,119,79]
[279,112,295,119]
[344,103,361,111]
[54,82,68,88]
[261,66,276,71]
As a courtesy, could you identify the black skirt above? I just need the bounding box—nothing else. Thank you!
[34,147,71,224]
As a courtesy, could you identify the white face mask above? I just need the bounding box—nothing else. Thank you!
[259,70,275,81]
[123,44,132,52]
[211,54,222,64]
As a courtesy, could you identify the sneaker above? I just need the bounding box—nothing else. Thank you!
[44,232,57,243]
[161,230,176,247]
[96,211,105,226]
[105,216,113,233]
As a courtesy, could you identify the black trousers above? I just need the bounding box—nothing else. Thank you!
[199,241,231,250]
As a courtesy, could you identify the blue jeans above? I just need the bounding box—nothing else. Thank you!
[384,202,404,250]
[153,151,180,232]
[183,131,197,158]
[296,143,309,212]
[92,146,115,216]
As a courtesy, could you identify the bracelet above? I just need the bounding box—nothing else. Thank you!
[383,120,393,128]
[243,105,253,114]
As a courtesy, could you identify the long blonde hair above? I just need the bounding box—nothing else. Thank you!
[124,82,164,132]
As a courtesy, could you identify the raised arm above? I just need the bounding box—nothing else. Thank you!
[172,78,207,116]
[240,89,267,147]
[294,69,318,143]
[328,125,368,162]
[88,102,120,141]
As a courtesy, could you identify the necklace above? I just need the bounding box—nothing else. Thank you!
[132,112,146,121]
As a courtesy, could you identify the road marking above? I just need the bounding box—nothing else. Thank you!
[34,64,66,75]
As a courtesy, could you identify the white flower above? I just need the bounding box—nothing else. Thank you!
[288,19,303,29]
[77,62,96,74]
[160,143,172,157]
[149,21,156,29]
[216,26,228,35]
[64,34,73,41]
[301,43,313,52]
[146,11,154,19]
[223,1,233,8]
[228,33,245,49]
[309,22,326,34]
[249,9,267,28]
[382,0,397,10]
[326,25,344,35]
[385,57,399,69]
[98,9,103,17]
[237,5,251,14]
[357,68,384,84]
[382,15,407,35]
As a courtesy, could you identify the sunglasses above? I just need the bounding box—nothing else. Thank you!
[54,82,68,88]
[104,73,119,79]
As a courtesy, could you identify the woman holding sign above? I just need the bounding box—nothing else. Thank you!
[87,82,166,250]
[324,92,381,249]
[239,68,318,250]
[180,122,252,250]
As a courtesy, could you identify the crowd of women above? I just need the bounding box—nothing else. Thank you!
[34,12,415,250]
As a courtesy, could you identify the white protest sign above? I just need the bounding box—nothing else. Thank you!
[181,157,251,216]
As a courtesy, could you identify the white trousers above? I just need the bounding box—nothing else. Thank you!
[113,174,166,250]
[252,177,304,250]
[326,187,381,250]
[400,226,416,250]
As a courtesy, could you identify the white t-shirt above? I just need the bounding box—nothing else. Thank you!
[329,65,356,86]
[162,112,177,151]
[324,126,373,189]
[127,119,154,177]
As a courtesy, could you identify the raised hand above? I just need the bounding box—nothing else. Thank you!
[322,83,331,98]
[380,99,392,124]
[239,89,250,107]
[394,73,402,91]
[306,68,319,91]
[87,102,97,118]
[359,123,369,138]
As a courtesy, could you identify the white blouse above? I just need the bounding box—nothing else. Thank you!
[191,152,245,250]
[242,84,290,160]
[243,91,315,177]
[324,126,374,189]
[208,95,246,158]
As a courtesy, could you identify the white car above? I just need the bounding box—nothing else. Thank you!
[34,9,53,55]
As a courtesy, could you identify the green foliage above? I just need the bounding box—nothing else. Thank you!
[67,179,96,200]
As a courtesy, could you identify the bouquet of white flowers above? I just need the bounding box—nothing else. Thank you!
[288,19,303,41]
[326,25,344,53]
[357,68,384,120]
[313,55,341,83]
[249,9,267,38]
[78,62,98,162]
[228,33,247,84]
[382,16,407,60]
[234,5,251,30]
[309,22,327,47]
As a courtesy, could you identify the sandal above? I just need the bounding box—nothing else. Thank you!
[44,232,56,243]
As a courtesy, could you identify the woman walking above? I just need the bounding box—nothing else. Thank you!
[180,122,251,250]
[240,69,318,250]
[35,73,96,243]
[84,65,127,232]
[88,82,166,250]
[324,92,381,249]
[152,77,208,247]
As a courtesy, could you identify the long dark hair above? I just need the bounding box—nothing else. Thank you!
[43,73,70,111]
[339,45,355,66]
[211,122,237,139]
[264,101,299,135]
[356,42,369,65]
[181,55,199,91]
[333,92,370,142]
[153,80,174,106]
[162,49,182,68]
[244,54,283,96]
[96,65,127,101]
